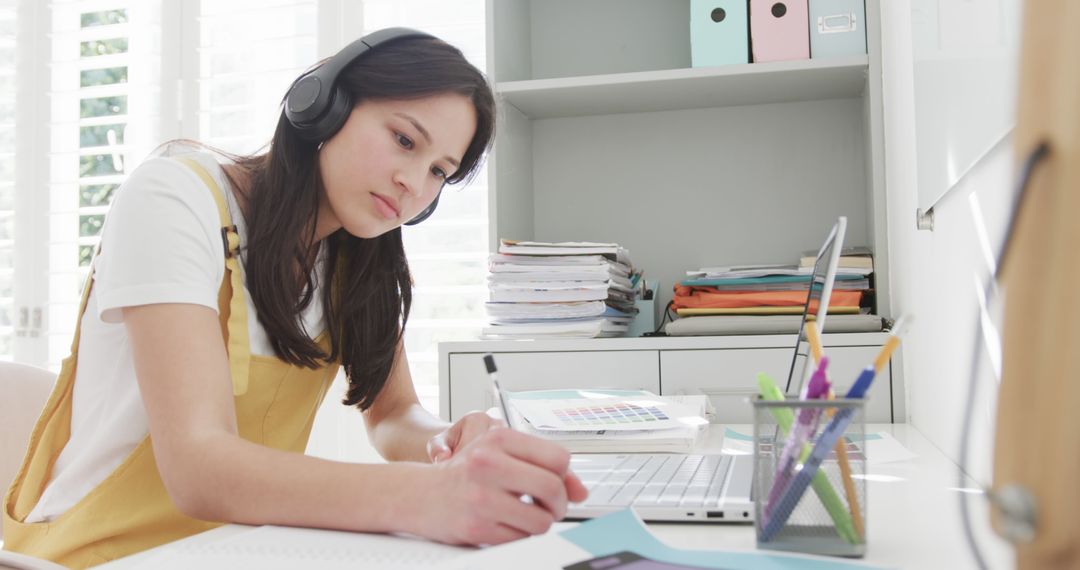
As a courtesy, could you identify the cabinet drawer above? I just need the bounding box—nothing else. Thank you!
[448,351,660,420]
[660,346,891,423]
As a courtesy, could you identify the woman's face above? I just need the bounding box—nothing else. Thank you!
[317,93,477,239]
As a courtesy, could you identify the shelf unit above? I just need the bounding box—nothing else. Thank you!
[442,0,896,422]
[485,0,889,316]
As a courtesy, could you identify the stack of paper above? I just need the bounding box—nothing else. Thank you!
[799,245,874,272]
[505,390,708,453]
[675,261,873,318]
[483,240,640,339]
[666,249,880,336]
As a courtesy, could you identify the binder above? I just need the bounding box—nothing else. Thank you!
[809,0,867,59]
[749,0,810,63]
[691,0,750,67]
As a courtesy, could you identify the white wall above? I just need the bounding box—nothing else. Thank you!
[881,2,1013,488]
[880,3,1018,564]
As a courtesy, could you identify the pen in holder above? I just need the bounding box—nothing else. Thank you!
[752,396,867,558]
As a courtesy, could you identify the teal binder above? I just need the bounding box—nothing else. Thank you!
[809,0,867,58]
[691,0,750,67]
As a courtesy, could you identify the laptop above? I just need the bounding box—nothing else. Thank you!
[566,217,848,523]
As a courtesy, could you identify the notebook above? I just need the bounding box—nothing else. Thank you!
[567,217,848,523]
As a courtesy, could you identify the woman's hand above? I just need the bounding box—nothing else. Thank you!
[426,411,502,463]
[415,428,589,546]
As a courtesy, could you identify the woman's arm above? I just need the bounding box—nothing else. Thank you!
[124,302,586,545]
[362,340,497,463]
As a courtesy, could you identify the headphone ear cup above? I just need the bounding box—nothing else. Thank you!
[293,86,352,143]
[405,190,442,226]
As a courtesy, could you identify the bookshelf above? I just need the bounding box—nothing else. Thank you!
[439,0,899,422]
[486,0,889,317]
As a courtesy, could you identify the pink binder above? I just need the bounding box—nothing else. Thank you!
[750,0,810,63]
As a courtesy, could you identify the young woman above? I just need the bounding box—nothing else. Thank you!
[3,28,587,568]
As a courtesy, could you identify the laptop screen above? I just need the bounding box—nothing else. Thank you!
[783,217,846,396]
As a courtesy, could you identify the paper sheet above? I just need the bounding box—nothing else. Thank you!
[133,525,469,570]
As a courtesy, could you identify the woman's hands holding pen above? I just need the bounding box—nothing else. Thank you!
[426,410,500,464]
[415,427,588,546]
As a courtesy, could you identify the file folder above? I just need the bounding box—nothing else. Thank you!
[691,0,750,67]
[750,0,810,63]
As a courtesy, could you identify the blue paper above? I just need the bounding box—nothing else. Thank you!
[560,509,888,570]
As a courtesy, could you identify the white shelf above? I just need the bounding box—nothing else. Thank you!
[497,56,870,119]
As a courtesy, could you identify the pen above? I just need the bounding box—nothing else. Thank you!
[845,315,909,400]
[795,320,825,399]
[756,374,857,544]
[483,354,512,426]
[805,319,824,364]
[829,390,864,540]
[873,315,907,373]
[802,316,864,541]
[802,316,861,538]
[766,357,831,518]
[760,402,862,542]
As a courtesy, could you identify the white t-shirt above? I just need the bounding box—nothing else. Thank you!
[26,151,325,523]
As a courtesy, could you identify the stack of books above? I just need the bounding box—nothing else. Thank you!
[799,245,874,274]
[483,240,639,339]
[674,248,874,318]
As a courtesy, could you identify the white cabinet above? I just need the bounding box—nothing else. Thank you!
[440,334,901,423]
[660,345,891,423]
[447,350,660,419]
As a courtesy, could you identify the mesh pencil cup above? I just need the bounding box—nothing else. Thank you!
[752,397,867,557]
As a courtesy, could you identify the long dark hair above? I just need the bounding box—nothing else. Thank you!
[229,36,495,410]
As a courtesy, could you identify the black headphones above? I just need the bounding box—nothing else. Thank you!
[285,27,442,226]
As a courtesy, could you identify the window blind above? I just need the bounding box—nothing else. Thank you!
[362,0,489,415]
[0,0,16,360]
[45,0,163,367]
[196,0,317,154]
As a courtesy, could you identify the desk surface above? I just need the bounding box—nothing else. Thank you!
[99,424,1011,569]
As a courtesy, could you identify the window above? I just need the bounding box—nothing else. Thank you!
[44,1,162,367]
[195,0,317,154]
[0,0,14,360]
[362,0,489,415]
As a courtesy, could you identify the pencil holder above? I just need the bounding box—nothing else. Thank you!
[751,397,867,557]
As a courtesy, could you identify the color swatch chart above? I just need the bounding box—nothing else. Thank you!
[514,397,692,432]
[551,402,668,428]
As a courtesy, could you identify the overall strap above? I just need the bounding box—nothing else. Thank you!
[176,157,252,396]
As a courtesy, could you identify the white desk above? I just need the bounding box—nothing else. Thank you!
[98,424,1011,569]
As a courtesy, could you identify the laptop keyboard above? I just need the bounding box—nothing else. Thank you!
[572,454,735,508]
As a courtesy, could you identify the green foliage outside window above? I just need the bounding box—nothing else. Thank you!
[80,66,127,88]
[80,96,127,118]
[81,10,128,28]
[80,184,118,208]
[80,125,125,148]
[78,245,95,268]
[80,155,123,178]
[80,38,128,58]
[79,214,105,238]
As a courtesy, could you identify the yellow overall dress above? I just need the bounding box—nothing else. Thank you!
[2,158,339,568]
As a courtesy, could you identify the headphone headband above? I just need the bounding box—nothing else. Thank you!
[284,27,436,137]
[284,27,444,226]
